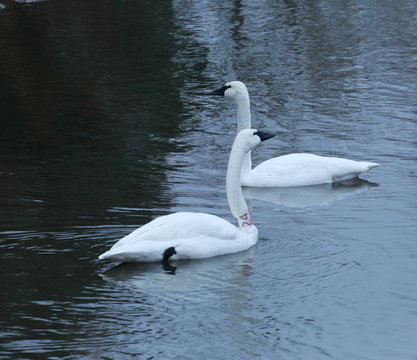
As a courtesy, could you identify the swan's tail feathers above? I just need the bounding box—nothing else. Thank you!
[98,250,139,262]
[98,250,137,262]
[98,242,172,263]
[367,162,379,170]
[98,251,111,260]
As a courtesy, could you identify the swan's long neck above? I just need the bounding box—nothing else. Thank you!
[235,92,252,176]
[226,137,255,230]
[236,94,251,132]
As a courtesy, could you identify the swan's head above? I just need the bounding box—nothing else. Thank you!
[209,81,249,100]
[236,128,275,151]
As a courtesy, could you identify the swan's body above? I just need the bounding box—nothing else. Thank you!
[243,153,377,187]
[99,129,273,263]
[98,212,255,262]
[210,81,378,187]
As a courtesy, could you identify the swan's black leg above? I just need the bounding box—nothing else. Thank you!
[162,247,176,263]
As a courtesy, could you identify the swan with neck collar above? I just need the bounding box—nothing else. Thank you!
[209,81,379,187]
[98,129,274,263]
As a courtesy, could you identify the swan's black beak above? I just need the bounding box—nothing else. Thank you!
[254,131,275,142]
[205,85,231,96]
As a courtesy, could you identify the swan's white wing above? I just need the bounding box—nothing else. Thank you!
[243,153,378,187]
[99,212,256,262]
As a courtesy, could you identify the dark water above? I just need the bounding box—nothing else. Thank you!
[1,0,416,359]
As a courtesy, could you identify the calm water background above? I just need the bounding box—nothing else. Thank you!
[1,0,416,359]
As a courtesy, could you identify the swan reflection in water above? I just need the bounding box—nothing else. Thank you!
[100,249,268,350]
[243,178,378,208]
[100,249,256,292]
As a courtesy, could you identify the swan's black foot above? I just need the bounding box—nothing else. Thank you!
[162,247,176,263]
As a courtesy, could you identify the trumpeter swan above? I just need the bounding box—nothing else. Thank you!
[209,81,379,187]
[98,129,275,263]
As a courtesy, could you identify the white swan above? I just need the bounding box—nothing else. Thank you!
[209,81,379,187]
[98,129,275,263]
